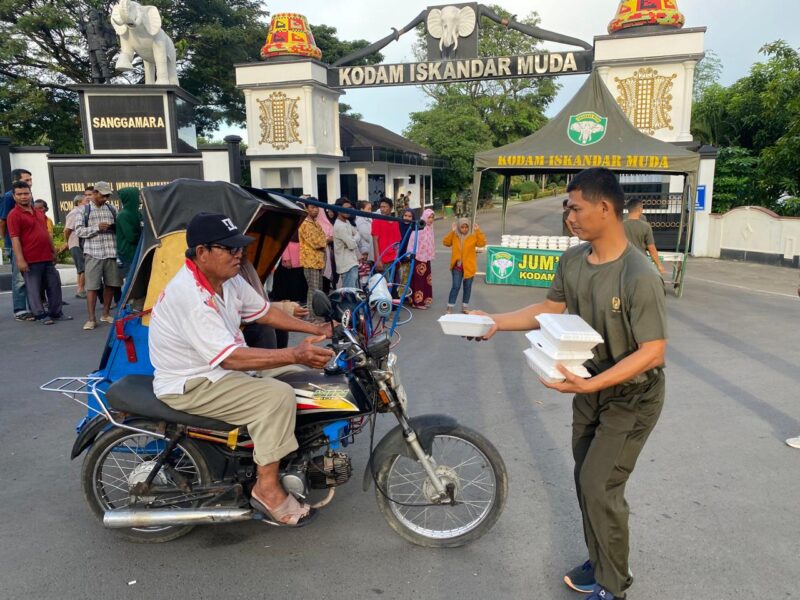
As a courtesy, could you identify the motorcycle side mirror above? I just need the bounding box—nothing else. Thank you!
[311,290,334,321]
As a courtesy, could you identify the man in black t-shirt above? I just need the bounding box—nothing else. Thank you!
[475,168,667,600]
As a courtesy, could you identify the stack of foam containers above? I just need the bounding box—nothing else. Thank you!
[523,314,603,384]
[499,235,582,250]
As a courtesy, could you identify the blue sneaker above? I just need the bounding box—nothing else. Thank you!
[564,560,595,593]
[587,585,623,600]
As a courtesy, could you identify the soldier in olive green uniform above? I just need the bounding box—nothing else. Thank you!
[476,168,667,600]
[624,198,665,274]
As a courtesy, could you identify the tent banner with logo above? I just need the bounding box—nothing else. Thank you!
[469,70,701,296]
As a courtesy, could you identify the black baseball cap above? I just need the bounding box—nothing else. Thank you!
[186,212,254,248]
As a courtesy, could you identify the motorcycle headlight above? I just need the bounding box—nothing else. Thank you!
[386,352,408,409]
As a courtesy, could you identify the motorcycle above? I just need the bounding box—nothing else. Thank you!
[41,180,507,547]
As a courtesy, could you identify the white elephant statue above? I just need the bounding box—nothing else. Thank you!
[110,0,178,85]
[426,5,477,59]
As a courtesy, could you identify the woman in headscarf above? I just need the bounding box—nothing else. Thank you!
[115,187,142,280]
[406,208,435,309]
[442,217,486,314]
[396,208,415,301]
[315,202,336,291]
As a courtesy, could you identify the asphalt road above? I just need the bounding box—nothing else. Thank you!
[1,197,798,599]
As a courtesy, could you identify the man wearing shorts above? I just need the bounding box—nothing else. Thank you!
[76,181,121,330]
[62,193,90,299]
[149,212,334,526]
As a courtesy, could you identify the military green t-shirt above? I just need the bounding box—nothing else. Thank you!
[546,243,667,376]
[623,218,655,254]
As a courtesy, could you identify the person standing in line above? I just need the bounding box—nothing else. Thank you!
[406,189,420,219]
[355,200,373,259]
[407,208,435,309]
[298,202,327,320]
[355,200,374,286]
[115,187,142,280]
[34,200,55,236]
[62,194,90,298]
[443,218,486,314]
[472,168,667,600]
[76,181,122,330]
[314,202,335,292]
[396,208,415,297]
[6,181,69,324]
[371,197,401,273]
[624,198,665,274]
[0,168,34,320]
[332,198,361,289]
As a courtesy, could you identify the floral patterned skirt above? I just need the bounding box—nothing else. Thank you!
[410,260,433,308]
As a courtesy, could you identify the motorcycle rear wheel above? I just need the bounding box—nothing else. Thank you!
[81,421,211,543]
[374,426,507,548]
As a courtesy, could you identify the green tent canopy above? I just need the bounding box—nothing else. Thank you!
[470,70,700,295]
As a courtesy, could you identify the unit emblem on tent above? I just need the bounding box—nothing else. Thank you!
[568,112,608,146]
[490,252,515,280]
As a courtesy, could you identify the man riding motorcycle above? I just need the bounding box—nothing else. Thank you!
[149,212,334,527]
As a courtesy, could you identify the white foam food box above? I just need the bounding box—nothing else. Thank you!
[525,330,594,361]
[438,314,495,337]
[536,313,603,352]
[523,347,592,383]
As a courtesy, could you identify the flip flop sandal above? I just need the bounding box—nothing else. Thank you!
[249,491,317,528]
[15,312,36,322]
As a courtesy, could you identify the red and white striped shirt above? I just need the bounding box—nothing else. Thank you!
[149,260,269,397]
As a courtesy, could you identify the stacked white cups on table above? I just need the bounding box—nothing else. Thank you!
[524,314,603,384]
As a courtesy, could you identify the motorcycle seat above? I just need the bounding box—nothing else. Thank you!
[106,375,237,431]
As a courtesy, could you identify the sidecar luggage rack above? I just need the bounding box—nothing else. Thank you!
[40,377,166,439]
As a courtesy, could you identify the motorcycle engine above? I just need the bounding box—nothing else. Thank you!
[280,467,309,501]
[308,452,352,489]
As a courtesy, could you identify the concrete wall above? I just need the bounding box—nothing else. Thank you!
[706,206,800,268]
[199,147,230,182]
[10,147,54,221]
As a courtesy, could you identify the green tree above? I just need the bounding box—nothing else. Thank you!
[710,147,759,213]
[0,0,268,151]
[692,41,800,209]
[405,5,558,197]
[413,5,558,146]
[405,91,496,199]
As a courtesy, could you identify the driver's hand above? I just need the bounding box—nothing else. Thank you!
[464,310,497,342]
[293,335,335,368]
[315,321,334,339]
[293,304,310,318]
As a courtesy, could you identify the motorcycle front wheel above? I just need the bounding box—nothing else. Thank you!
[374,426,507,548]
[81,421,211,543]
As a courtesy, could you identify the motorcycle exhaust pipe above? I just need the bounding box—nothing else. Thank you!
[104,507,254,529]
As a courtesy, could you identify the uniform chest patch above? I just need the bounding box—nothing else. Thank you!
[611,296,622,313]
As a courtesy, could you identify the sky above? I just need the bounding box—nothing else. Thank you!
[218,0,800,138]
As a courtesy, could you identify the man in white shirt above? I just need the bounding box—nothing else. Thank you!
[332,198,360,288]
[149,212,334,527]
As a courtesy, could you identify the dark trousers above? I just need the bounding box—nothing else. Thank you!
[572,371,665,597]
[447,268,473,306]
[22,262,63,319]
